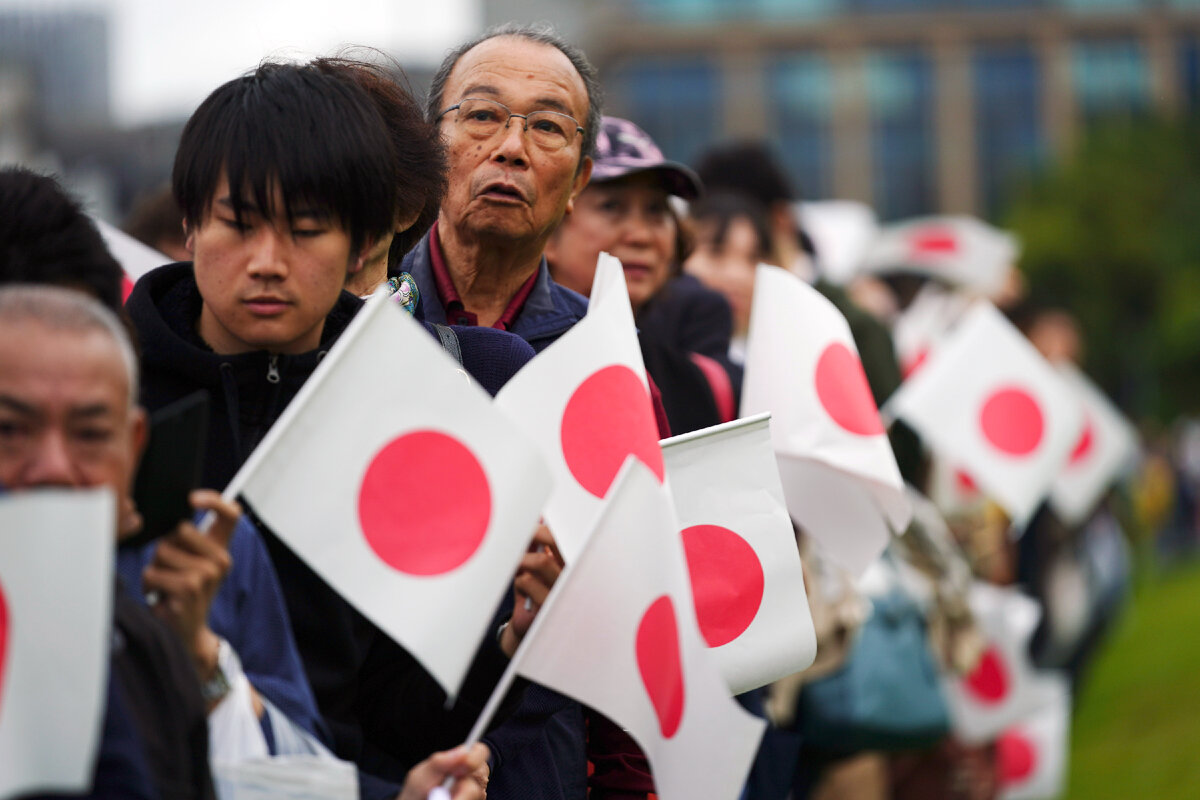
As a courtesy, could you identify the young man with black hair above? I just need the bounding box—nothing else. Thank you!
[125,60,548,798]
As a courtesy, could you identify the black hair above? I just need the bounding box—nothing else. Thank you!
[687,191,773,262]
[313,55,447,265]
[0,167,125,313]
[122,183,185,254]
[693,141,796,207]
[173,60,398,256]
[427,22,604,163]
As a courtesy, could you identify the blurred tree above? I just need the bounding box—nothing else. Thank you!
[1004,116,1200,423]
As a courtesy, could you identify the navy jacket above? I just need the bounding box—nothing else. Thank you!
[401,231,588,355]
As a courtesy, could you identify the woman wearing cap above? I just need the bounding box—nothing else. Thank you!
[546,116,738,433]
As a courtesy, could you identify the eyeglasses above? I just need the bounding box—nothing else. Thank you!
[438,97,584,152]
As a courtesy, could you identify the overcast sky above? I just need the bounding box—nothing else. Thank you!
[7,0,480,125]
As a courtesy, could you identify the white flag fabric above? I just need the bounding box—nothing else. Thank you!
[997,674,1071,800]
[860,216,1018,298]
[0,488,114,798]
[795,201,879,286]
[661,413,816,694]
[494,253,662,562]
[237,295,551,696]
[943,583,1043,744]
[741,264,911,577]
[891,284,972,380]
[1049,363,1139,526]
[94,219,170,302]
[510,460,765,800]
[886,302,1083,525]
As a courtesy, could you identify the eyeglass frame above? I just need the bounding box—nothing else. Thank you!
[437,97,586,150]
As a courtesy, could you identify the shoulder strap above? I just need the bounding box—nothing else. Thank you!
[432,323,463,365]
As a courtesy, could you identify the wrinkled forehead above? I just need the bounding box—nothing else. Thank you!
[446,36,589,119]
[0,320,134,410]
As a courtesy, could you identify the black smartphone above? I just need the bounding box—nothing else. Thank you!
[122,391,210,550]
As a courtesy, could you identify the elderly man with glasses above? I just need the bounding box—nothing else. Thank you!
[396,22,658,800]
[398,22,597,353]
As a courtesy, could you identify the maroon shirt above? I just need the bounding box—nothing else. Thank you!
[428,221,539,331]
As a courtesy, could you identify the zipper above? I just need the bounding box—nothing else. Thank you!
[266,354,281,384]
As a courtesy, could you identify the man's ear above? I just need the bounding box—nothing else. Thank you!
[183,222,195,255]
[347,238,376,276]
[564,156,594,217]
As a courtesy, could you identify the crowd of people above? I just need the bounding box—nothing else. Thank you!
[0,19,1140,800]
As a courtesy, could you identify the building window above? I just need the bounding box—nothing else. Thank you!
[766,54,834,200]
[1073,39,1150,121]
[606,57,720,167]
[974,45,1044,215]
[1058,0,1144,12]
[867,49,936,219]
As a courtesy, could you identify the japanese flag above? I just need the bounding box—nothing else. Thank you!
[0,488,114,798]
[1049,364,1139,526]
[891,284,972,380]
[94,219,169,303]
[741,264,911,577]
[944,582,1043,744]
[661,413,816,694]
[861,216,1018,298]
[494,253,662,563]
[885,302,1083,525]
[510,459,765,800]
[236,295,551,696]
[998,674,1071,800]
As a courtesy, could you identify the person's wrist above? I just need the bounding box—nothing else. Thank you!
[194,627,221,682]
[498,619,521,658]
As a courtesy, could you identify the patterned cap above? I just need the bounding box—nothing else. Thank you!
[590,116,703,200]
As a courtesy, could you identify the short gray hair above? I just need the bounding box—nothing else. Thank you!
[426,22,604,163]
[0,285,139,407]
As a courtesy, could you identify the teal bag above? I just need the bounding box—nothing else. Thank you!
[798,588,951,753]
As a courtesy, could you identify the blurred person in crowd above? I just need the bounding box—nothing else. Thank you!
[692,140,921,485]
[123,184,190,262]
[0,285,212,800]
[546,115,736,432]
[403,24,661,800]
[682,191,772,358]
[124,59,546,798]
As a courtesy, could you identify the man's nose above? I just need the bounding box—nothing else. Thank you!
[23,430,78,487]
[246,227,289,279]
[492,117,531,166]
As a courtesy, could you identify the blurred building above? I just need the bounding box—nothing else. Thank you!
[486,0,1200,219]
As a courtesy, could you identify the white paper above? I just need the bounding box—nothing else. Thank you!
[0,489,115,799]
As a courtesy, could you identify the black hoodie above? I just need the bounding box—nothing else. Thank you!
[126,263,529,787]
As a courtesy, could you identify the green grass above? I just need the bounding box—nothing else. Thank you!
[1065,558,1200,798]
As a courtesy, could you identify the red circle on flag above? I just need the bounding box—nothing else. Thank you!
[955,468,979,495]
[980,387,1044,456]
[814,342,884,436]
[998,730,1038,784]
[560,365,665,497]
[358,430,491,576]
[1070,415,1095,466]
[681,525,764,648]
[909,228,959,256]
[902,348,929,380]
[636,595,686,739]
[964,646,1010,705]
